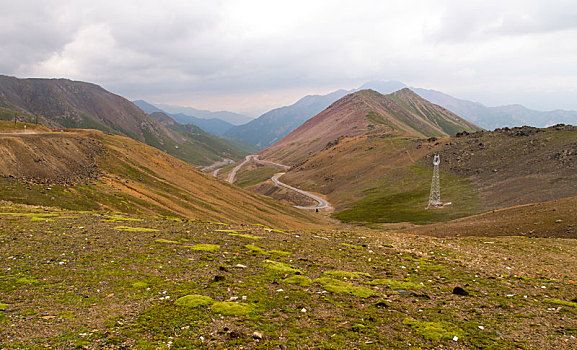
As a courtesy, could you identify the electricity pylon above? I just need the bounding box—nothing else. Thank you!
[426,154,442,209]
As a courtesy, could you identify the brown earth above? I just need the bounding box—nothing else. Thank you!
[404,196,577,238]
[0,127,328,229]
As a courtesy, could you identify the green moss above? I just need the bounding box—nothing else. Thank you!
[263,260,303,275]
[313,277,379,298]
[403,318,465,342]
[367,278,423,290]
[174,295,214,308]
[322,270,371,279]
[245,244,266,254]
[282,275,313,287]
[543,299,577,308]
[228,233,264,240]
[101,215,142,222]
[268,249,291,257]
[30,217,55,222]
[211,302,252,316]
[0,303,7,311]
[115,226,159,232]
[215,229,240,233]
[187,244,220,252]
[132,281,148,288]
[341,243,364,250]
[16,277,39,285]
[154,238,179,244]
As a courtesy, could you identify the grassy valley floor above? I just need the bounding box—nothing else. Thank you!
[0,204,576,349]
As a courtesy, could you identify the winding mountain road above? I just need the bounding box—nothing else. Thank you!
[226,154,331,210]
[271,173,331,210]
[227,155,256,184]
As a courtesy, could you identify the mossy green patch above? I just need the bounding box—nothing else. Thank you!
[314,277,379,298]
[268,249,291,257]
[132,281,148,288]
[245,244,266,254]
[115,226,159,232]
[263,260,303,275]
[215,229,240,233]
[0,303,8,311]
[403,318,465,342]
[30,217,55,222]
[543,299,577,308]
[101,215,142,222]
[228,233,263,240]
[282,275,313,287]
[187,244,220,252]
[211,302,252,316]
[16,276,39,285]
[322,270,371,279]
[367,278,423,290]
[341,243,363,250]
[174,295,214,308]
[154,238,179,244]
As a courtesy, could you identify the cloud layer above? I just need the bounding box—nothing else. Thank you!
[2,0,577,115]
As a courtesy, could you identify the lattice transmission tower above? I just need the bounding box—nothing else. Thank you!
[426,154,442,209]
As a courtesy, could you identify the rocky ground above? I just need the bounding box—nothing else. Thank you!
[1,203,576,349]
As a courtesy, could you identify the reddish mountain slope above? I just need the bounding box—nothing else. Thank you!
[260,89,480,165]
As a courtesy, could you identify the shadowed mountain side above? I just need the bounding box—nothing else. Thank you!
[147,112,256,160]
[0,76,245,166]
[260,89,481,165]
[0,127,328,229]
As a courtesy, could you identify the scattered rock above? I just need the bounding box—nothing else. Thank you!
[452,286,469,296]
[252,331,263,339]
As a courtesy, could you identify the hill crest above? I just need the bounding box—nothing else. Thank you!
[260,88,481,164]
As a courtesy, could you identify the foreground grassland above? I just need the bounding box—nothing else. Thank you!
[1,204,576,349]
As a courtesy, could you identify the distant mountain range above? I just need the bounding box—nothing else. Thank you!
[412,88,577,130]
[133,100,235,136]
[153,103,253,126]
[261,88,481,165]
[136,80,577,150]
[0,75,249,166]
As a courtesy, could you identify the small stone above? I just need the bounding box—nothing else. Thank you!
[478,326,485,330]
[453,336,459,341]
[452,286,469,296]
[234,264,247,268]
[252,331,263,339]
[301,308,307,313]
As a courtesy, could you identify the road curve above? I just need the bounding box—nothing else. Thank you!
[227,154,331,210]
[227,155,255,184]
[271,173,331,210]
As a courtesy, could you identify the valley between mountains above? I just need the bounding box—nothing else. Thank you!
[0,76,576,349]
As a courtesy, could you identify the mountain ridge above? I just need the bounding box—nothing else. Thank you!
[260,88,481,165]
[0,75,248,166]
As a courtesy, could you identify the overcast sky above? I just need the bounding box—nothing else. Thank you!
[2,0,577,116]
